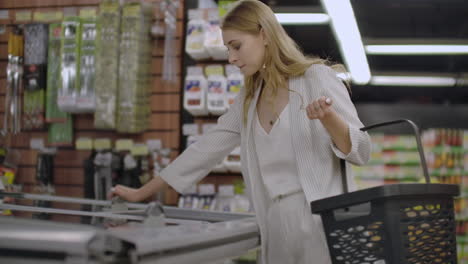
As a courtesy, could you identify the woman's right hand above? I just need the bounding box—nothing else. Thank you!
[110,176,169,203]
[110,184,143,203]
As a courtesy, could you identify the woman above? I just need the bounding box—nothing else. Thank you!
[113,0,371,263]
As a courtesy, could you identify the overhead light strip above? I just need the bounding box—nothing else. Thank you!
[320,0,370,84]
[366,45,468,55]
[275,13,330,25]
[370,76,457,87]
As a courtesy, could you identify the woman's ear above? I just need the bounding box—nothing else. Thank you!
[260,27,268,46]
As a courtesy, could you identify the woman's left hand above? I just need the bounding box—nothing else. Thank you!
[306,96,333,120]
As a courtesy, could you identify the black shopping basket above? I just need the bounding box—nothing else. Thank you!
[311,119,460,264]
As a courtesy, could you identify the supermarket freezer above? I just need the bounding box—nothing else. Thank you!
[0,192,260,264]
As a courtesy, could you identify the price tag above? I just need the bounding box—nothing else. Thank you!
[0,10,9,20]
[79,8,97,19]
[63,7,78,17]
[15,11,32,22]
[75,138,93,150]
[33,11,63,22]
[147,139,162,151]
[93,138,112,150]
[131,144,149,156]
[205,65,224,76]
[115,139,134,151]
[30,138,45,150]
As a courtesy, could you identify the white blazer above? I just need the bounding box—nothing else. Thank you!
[160,64,371,261]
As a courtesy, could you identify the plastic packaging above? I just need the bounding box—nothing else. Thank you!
[225,65,243,110]
[117,2,153,133]
[185,9,210,60]
[177,185,198,209]
[183,66,208,116]
[58,17,81,113]
[206,65,227,115]
[76,19,97,113]
[94,1,121,129]
[204,9,228,61]
[216,184,235,212]
[198,184,216,211]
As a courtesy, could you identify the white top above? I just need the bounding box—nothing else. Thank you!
[253,104,302,199]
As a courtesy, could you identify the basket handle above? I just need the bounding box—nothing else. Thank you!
[341,119,430,193]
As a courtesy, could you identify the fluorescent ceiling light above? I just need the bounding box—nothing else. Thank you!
[275,13,330,25]
[370,76,456,87]
[366,45,468,55]
[320,0,370,84]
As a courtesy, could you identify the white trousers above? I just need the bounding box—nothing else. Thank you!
[264,191,332,264]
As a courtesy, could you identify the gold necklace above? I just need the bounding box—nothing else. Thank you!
[259,86,278,126]
[269,110,279,126]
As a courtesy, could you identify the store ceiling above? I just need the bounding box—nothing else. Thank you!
[266,0,468,101]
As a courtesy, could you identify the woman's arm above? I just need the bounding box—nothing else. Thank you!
[112,175,168,202]
[112,88,245,202]
[305,64,371,165]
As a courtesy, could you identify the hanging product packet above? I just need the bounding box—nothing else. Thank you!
[57,17,81,113]
[46,23,69,123]
[116,2,153,133]
[94,1,121,129]
[76,16,97,113]
[23,23,48,130]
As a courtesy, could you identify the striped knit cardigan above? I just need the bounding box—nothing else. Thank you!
[160,64,371,262]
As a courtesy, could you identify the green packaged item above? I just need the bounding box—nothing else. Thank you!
[94,1,121,129]
[46,23,69,123]
[77,18,97,113]
[116,2,153,133]
[48,117,73,146]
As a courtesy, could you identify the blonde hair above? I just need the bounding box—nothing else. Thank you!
[221,0,347,124]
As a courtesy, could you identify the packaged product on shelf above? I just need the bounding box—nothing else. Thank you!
[46,23,69,123]
[58,17,81,113]
[76,18,97,113]
[177,185,198,209]
[23,23,48,130]
[216,184,235,212]
[197,184,216,211]
[225,65,244,109]
[185,9,210,60]
[117,2,153,133]
[48,118,73,146]
[224,146,241,172]
[463,130,468,149]
[94,1,121,129]
[204,8,228,61]
[183,66,208,116]
[4,27,24,135]
[206,64,227,115]
[162,0,179,83]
